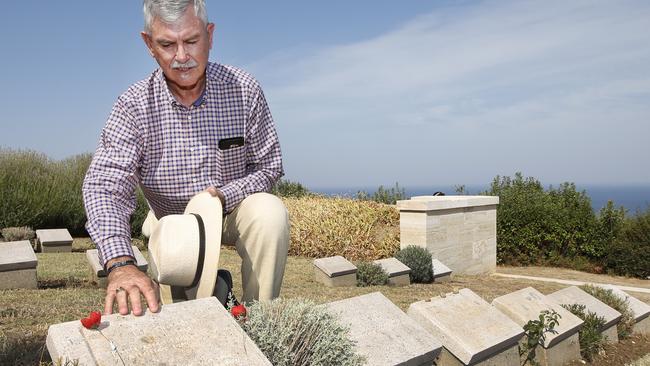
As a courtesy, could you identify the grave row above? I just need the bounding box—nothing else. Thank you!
[312,255,453,287]
[46,284,650,366]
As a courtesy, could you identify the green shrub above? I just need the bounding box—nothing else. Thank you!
[395,245,433,283]
[605,206,650,278]
[580,285,635,339]
[357,182,406,204]
[241,298,364,366]
[520,309,561,365]
[561,304,605,362]
[0,226,35,242]
[271,178,310,198]
[356,262,389,287]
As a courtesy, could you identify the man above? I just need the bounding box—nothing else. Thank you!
[82,0,289,316]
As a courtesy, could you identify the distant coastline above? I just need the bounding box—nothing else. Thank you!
[311,184,650,214]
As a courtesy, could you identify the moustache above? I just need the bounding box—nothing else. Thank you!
[171,59,199,69]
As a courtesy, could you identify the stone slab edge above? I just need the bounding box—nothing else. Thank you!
[397,195,499,211]
[0,240,37,271]
[313,256,357,277]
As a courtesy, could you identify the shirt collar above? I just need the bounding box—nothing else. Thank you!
[155,65,211,108]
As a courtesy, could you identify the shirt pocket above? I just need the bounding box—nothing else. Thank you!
[217,145,246,182]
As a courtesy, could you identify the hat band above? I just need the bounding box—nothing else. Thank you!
[189,213,206,288]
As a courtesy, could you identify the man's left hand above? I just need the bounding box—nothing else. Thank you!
[205,186,225,206]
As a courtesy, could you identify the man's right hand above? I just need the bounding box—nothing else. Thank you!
[104,257,160,316]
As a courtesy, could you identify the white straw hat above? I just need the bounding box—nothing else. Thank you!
[148,192,222,304]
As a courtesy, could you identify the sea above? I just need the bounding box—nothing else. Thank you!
[310,184,650,214]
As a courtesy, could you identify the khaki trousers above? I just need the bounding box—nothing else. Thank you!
[144,192,289,303]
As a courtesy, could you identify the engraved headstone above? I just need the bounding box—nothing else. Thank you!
[313,256,357,287]
[432,258,452,283]
[46,297,272,365]
[597,285,650,335]
[36,229,73,253]
[373,258,411,286]
[408,288,524,366]
[0,240,38,289]
[325,292,441,365]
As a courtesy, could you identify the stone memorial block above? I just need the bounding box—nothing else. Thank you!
[46,297,271,365]
[397,196,498,275]
[597,285,650,335]
[313,256,357,287]
[373,258,411,286]
[548,286,621,343]
[408,288,524,366]
[325,292,441,365]
[0,240,38,289]
[86,246,149,287]
[492,287,583,366]
[36,229,73,253]
[432,258,452,283]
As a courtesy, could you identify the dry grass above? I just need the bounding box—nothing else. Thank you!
[282,196,400,260]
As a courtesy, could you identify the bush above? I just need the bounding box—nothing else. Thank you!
[241,298,364,366]
[580,285,635,339]
[356,262,389,287]
[0,226,35,242]
[395,245,433,283]
[605,207,650,278]
[561,304,605,362]
[271,178,310,198]
[356,182,406,204]
[283,196,399,260]
[520,309,561,365]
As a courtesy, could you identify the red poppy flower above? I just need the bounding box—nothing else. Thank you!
[230,304,246,319]
[80,311,102,329]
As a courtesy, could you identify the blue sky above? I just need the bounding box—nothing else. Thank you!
[1,0,649,188]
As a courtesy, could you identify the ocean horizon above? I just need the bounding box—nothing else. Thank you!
[310,184,650,214]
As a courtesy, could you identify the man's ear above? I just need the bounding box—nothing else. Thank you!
[141,31,155,57]
[206,23,215,50]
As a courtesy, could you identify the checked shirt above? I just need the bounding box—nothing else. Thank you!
[82,62,283,266]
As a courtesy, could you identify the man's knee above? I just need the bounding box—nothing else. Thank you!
[241,192,289,231]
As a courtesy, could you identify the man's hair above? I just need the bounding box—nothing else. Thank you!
[143,0,208,33]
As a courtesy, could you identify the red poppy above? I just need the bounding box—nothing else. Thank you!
[80,311,102,329]
[230,304,246,319]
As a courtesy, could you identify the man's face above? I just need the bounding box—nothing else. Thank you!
[141,6,214,91]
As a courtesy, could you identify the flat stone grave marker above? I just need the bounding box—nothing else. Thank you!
[36,229,73,253]
[408,288,524,366]
[548,286,621,343]
[313,255,357,287]
[46,297,271,365]
[492,287,583,366]
[373,258,411,286]
[597,285,650,335]
[86,246,149,287]
[432,258,452,283]
[325,292,441,366]
[0,240,38,289]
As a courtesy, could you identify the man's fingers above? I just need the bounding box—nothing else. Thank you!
[128,287,143,316]
[104,290,116,315]
[142,281,161,313]
[205,186,218,196]
[116,287,130,315]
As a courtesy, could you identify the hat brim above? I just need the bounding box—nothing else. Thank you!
[158,191,222,304]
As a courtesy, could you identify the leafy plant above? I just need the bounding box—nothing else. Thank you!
[241,298,364,366]
[356,182,406,204]
[394,245,433,283]
[561,304,605,362]
[355,262,389,287]
[271,179,310,198]
[580,285,635,339]
[520,309,561,365]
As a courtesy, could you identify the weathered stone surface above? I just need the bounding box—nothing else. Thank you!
[548,286,622,331]
[0,240,37,271]
[397,196,498,275]
[597,285,650,335]
[528,332,581,366]
[491,287,583,349]
[0,268,37,290]
[46,297,271,365]
[408,288,523,365]
[313,256,357,277]
[432,258,452,282]
[313,268,356,287]
[37,229,73,252]
[86,246,149,277]
[374,258,411,286]
[325,292,441,366]
[437,344,520,366]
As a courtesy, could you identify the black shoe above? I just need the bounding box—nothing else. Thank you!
[213,269,239,308]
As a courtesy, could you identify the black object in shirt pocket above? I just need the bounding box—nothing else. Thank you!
[218,137,245,150]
